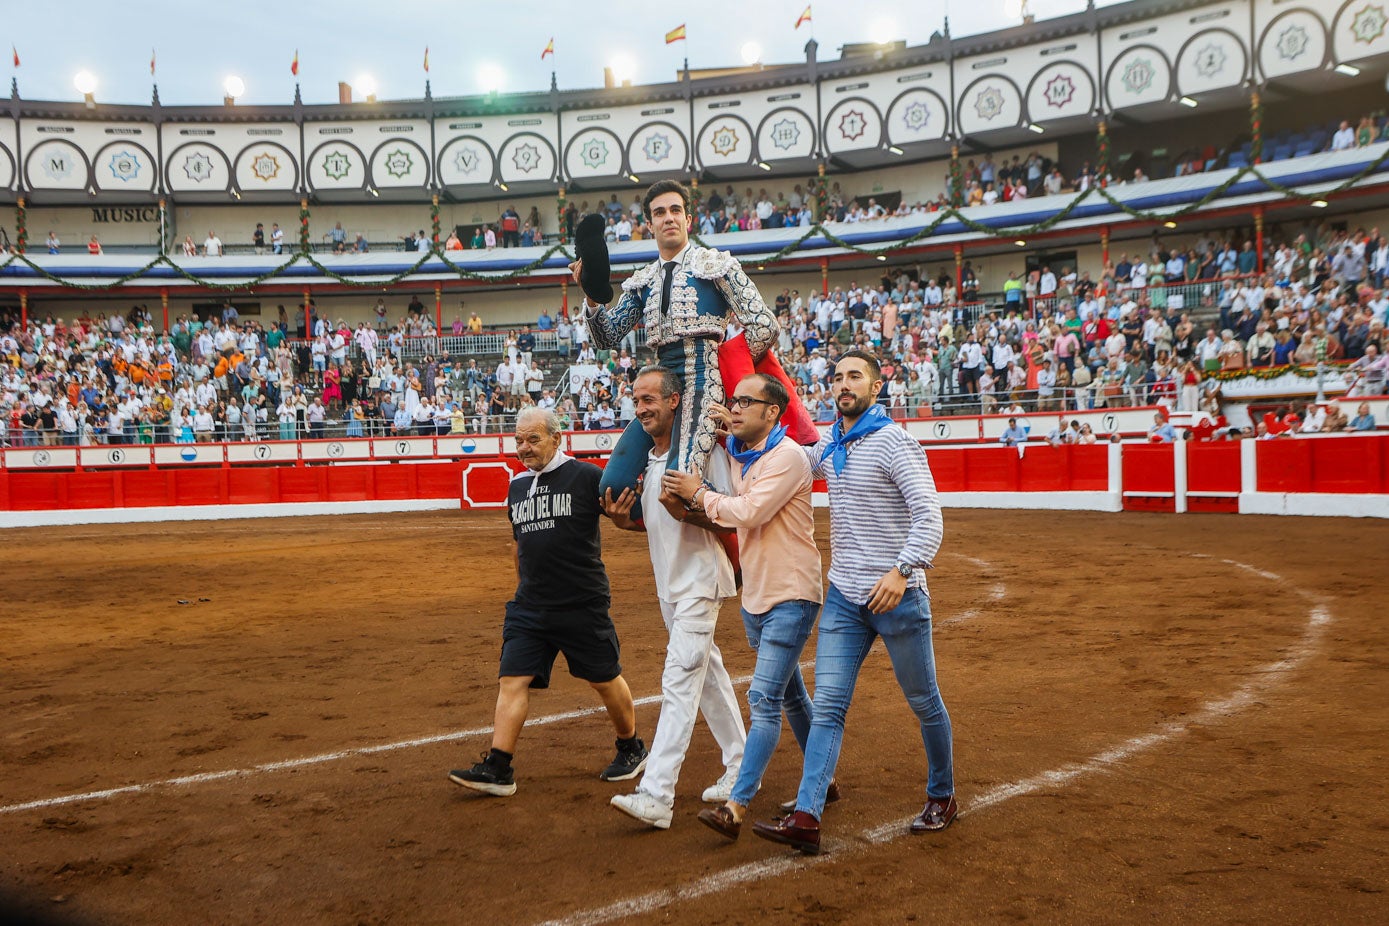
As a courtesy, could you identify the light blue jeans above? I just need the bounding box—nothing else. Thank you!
[795,583,953,819]
[729,599,819,807]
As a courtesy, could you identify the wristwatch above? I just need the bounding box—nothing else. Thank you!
[895,562,913,578]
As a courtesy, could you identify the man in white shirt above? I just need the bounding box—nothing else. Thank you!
[203,231,224,257]
[1330,121,1355,152]
[603,366,745,830]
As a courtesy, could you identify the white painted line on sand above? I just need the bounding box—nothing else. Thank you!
[533,563,1331,926]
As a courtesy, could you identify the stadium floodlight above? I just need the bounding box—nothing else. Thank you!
[1027,123,1045,134]
[741,42,762,66]
[757,161,773,171]
[1179,96,1198,108]
[1334,63,1361,77]
[609,55,635,85]
[478,63,505,94]
[888,145,905,155]
[1015,239,1027,247]
[356,74,378,102]
[223,75,246,99]
[1311,199,1329,208]
[869,18,896,45]
[1163,221,1178,229]
[74,70,98,108]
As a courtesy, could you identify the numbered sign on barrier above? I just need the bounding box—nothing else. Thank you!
[301,439,372,462]
[2,447,79,468]
[79,445,152,468]
[226,442,299,464]
[438,435,504,458]
[153,444,221,465]
[568,431,619,454]
[372,437,434,459]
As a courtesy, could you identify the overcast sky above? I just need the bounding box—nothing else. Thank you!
[6,0,1121,107]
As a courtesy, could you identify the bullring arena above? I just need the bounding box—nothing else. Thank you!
[3,505,1386,924]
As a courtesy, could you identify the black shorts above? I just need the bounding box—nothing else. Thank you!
[499,601,621,689]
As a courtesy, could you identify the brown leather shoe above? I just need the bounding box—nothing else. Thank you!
[778,778,841,815]
[910,795,958,833]
[697,805,741,842]
[751,811,821,854]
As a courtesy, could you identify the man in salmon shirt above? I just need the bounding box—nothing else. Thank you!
[662,372,839,842]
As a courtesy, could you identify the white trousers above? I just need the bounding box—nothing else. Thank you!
[637,597,746,807]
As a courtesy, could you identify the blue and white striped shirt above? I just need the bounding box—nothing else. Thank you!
[809,424,943,605]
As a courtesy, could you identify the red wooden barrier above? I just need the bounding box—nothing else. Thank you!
[1186,442,1240,513]
[1121,444,1175,512]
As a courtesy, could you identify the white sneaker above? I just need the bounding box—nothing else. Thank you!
[701,766,740,804]
[610,791,673,829]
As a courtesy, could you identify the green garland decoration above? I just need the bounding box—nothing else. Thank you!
[299,202,311,254]
[5,146,1389,291]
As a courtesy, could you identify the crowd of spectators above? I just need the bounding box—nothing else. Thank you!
[759,221,1388,431]
[7,211,1389,448]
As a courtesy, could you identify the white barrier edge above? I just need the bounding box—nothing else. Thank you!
[1237,492,1389,518]
[0,498,458,529]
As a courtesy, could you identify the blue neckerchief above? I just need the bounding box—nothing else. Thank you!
[819,404,893,475]
[726,423,787,477]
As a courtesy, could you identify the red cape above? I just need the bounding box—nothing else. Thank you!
[719,333,820,445]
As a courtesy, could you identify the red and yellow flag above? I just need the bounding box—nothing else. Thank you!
[796,5,812,29]
[423,46,430,72]
[11,46,18,68]
[665,24,687,44]
[150,49,156,77]
[290,49,299,76]
[541,38,555,60]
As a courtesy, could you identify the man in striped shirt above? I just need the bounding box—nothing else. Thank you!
[752,350,955,854]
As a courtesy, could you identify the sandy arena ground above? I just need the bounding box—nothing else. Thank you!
[1,509,1386,925]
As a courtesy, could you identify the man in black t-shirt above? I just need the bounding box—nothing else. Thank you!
[450,407,648,797]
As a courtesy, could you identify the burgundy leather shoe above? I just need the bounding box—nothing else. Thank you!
[751,811,821,854]
[697,805,741,842]
[778,778,842,815]
[910,795,958,833]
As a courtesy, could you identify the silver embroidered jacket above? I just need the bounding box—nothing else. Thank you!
[583,246,777,358]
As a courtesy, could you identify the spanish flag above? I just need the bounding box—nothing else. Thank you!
[291,49,299,76]
[541,38,555,60]
[665,24,686,44]
[11,46,18,69]
[424,46,430,72]
[795,5,812,29]
[150,49,156,77]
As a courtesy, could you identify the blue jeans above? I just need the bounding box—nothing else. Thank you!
[795,583,953,819]
[729,599,819,807]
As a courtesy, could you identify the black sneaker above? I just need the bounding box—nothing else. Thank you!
[449,754,517,796]
[599,737,649,782]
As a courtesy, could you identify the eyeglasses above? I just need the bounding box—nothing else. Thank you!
[728,396,773,410]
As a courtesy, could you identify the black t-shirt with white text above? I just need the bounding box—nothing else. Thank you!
[507,459,610,611]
